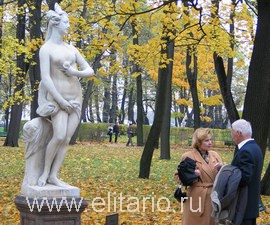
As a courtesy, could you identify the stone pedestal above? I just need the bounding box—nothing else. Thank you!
[21,184,80,198]
[15,195,88,225]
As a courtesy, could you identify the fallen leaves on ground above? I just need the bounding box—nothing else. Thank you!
[0,140,269,224]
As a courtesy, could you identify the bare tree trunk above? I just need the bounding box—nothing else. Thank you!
[261,162,270,195]
[186,52,200,129]
[131,20,144,146]
[139,50,172,177]
[82,81,94,123]
[211,0,239,125]
[160,1,176,159]
[69,0,90,144]
[0,0,3,60]
[4,0,28,147]
[127,84,135,124]
[136,73,144,146]
[183,3,200,129]
[0,0,8,132]
[139,1,175,178]
[214,53,239,123]
[243,0,270,157]
[103,75,111,123]
[29,0,42,119]
[94,90,102,123]
[109,54,118,123]
[88,95,94,122]
[93,60,102,123]
[242,0,270,194]
[120,76,128,124]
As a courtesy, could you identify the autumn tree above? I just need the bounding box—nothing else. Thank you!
[242,0,270,194]
[0,0,257,150]
[210,0,240,124]
[160,1,177,159]
[4,0,28,147]
[0,0,3,59]
[139,1,177,178]
[69,0,95,144]
[130,19,144,146]
[182,2,201,129]
[0,0,6,130]
[28,0,42,119]
[109,51,119,123]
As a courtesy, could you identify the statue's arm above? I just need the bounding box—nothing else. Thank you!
[63,45,94,78]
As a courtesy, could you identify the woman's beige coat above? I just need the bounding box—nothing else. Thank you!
[181,149,222,225]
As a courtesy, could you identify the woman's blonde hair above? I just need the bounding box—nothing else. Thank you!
[191,128,212,149]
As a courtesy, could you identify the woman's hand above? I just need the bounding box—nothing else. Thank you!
[62,60,94,78]
[62,61,77,77]
[194,169,201,177]
[174,170,180,184]
[63,61,71,69]
[58,98,73,114]
[213,162,223,172]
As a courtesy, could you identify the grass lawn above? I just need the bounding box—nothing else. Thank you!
[0,138,270,224]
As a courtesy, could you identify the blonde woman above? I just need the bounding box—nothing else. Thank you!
[179,128,223,225]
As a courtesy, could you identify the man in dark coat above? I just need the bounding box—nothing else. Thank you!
[230,119,263,225]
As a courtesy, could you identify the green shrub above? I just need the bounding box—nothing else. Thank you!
[78,123,108,142]
[18,120,233,146]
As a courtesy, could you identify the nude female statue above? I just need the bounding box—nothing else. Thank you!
[36,3,94,187]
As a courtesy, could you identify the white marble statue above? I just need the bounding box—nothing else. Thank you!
[21,3,94,196]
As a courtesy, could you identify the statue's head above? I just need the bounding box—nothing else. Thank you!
[45,3,69,41]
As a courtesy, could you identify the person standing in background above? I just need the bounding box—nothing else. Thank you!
[107,124,113,143]
[113,122,119,143]
[126,123,134,147]
[230,119,263,225]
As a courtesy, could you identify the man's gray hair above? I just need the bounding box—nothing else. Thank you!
[231,119,252,136]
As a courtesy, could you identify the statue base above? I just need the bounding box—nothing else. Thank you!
[21,184,80,197]
[15,195,88,225]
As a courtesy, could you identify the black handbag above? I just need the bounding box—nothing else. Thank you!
[174,185,187,202]
[177,157,198,186]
